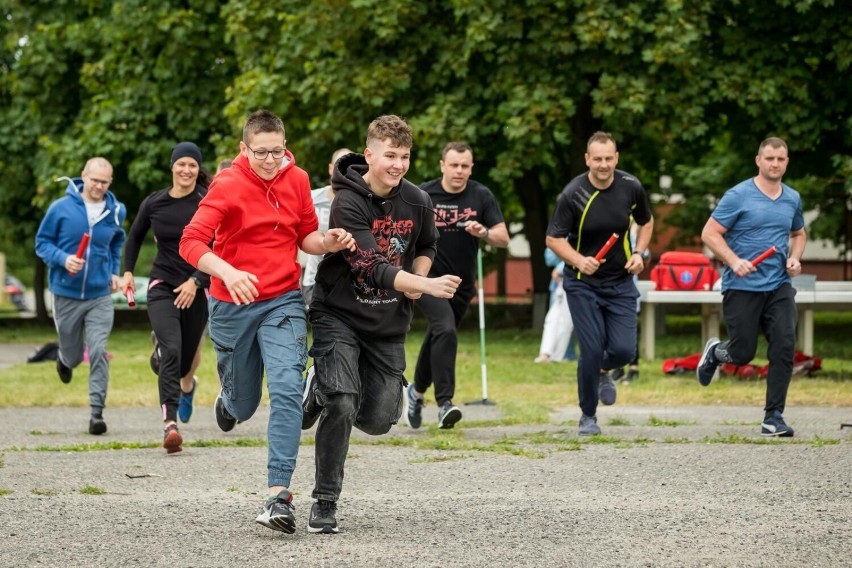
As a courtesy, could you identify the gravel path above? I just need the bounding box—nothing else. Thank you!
[1,402,850,567]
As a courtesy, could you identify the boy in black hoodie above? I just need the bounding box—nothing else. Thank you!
[303,115,461,533]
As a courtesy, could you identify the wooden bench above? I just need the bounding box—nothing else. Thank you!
[638,279,852,360]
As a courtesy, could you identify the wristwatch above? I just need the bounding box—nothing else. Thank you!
[191,276,203,288]
[634,249,651,261]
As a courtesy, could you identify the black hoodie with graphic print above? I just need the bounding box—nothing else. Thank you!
[310,152,438,341]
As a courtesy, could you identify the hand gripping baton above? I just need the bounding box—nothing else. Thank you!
[595,233,619,261]
[69,232,90,276]
[750,246,777,267]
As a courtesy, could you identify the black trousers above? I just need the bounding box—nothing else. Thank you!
[719,283,796,416]
[147,284,208,421]
[413,287,474,406]
[309,312,405,502]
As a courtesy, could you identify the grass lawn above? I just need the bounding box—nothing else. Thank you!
[0,312,850,418]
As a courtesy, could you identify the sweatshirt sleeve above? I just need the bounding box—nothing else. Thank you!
[34,202,69,269]
[294,170,319,248]
[413,192,438,264]
[180,184,225,268]
[123,196,151,273]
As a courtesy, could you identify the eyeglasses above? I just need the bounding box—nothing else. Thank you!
[245,144,287,161]
[86,175,112,187]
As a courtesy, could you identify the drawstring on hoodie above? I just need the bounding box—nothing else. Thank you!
[266,188,280,231]
[245,160,284,231]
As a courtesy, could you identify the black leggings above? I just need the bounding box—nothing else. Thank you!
[147,284,208,421]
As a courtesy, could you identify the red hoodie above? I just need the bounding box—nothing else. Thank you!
[179,151,318,303]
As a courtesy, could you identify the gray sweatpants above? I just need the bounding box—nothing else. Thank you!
[53,295,115,414]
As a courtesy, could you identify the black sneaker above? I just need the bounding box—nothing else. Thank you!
[697,337,721,386]
[149,331,160,374]
[598,371,617,405]
[56,358,72,384]
[89,415,107,435]
[625,368,639,383]
[163,423,183,454]
[761,411,794,437]
[308,500,339,534]
[302,366,322,430]
[255,489,296,534]
[404,384,424,429]
[437,401,462,429]
[214,391,237,432]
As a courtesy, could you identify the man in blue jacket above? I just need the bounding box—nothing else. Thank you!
[35,157,126,435]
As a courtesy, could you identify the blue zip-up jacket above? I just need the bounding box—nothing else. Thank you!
[35,177,127,300]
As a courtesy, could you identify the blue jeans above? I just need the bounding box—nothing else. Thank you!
[309,312,406,502]
[564,278,639,417]
[208,291,307,488]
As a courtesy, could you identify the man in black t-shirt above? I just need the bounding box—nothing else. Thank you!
[546,132,654,436]
[406,142,510,430]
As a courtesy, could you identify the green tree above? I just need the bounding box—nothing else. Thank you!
[1,1,236,319]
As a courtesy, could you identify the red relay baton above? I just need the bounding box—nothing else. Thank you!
[750,246,777,267]
[595,233,619,261]
[125,289,136,308]
[69,232,90,276]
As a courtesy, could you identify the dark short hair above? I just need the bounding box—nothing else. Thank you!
[243,110,285,144]
[586,131,617,151]
[366,115,413,149]
[758,137,788,154]
[441,141,473,160]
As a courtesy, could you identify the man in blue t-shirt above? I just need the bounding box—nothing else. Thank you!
[698,137,807,437]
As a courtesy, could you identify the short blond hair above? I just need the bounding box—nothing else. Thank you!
[366,115,412,149]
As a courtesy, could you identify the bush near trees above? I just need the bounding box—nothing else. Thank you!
[1,1,849,321]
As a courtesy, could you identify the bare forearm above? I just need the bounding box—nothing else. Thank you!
[635,219,654,252]
[484,223,510,248]
[789,230,807,261]
[545,235,582,267]
[411,256,432,277]
[393,270,432,295]
[195,252,235,281]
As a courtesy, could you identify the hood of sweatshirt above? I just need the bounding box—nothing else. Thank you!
[59,176,124,227]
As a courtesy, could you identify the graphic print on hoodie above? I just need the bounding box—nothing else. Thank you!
[353,216,414,301]
[310,152,438,340]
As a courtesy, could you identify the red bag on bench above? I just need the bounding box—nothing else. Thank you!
[651,251,719,291]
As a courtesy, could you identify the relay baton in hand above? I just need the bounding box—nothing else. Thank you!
[750,245,777,267]
[125,289,136,308]
[69,232,90,275]
[595,233,619,261]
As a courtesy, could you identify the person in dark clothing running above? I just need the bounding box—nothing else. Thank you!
[406,142,509,430]
[302,115,461,534]
[122,142,211,454]
[546,131,654,436]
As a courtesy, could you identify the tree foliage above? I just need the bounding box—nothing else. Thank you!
[1,0,849,316]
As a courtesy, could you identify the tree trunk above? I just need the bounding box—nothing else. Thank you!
[514,170,551,328]
[34,259,49,323]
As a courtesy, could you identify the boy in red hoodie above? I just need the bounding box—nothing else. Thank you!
[180,109,355,535]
